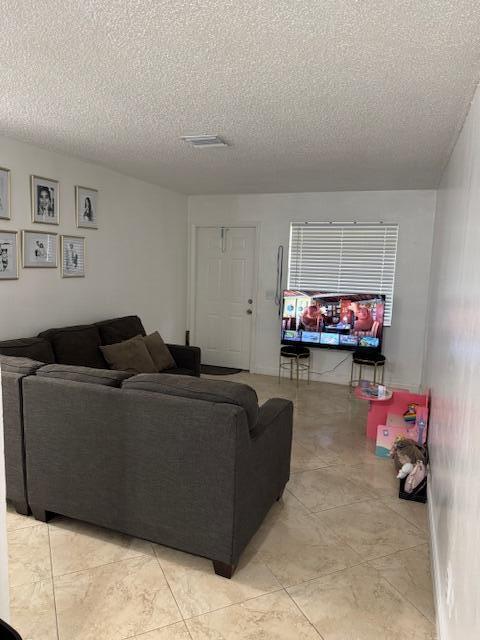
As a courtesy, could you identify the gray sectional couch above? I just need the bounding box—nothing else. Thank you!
[1,316,293,577]
[0,315,201,516]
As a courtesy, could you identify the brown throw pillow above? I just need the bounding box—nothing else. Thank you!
[143,331,176,371]
[99,335,157,373]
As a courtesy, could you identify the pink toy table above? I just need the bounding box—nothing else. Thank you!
[354,386,429,440]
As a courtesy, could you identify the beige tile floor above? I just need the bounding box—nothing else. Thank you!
[6,373,436,640]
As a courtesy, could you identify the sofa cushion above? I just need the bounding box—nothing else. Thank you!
[36,364,132,387]
[39,324,107,369]
[165,367,196,376]
[95,315,146,346]
[0,337,55,363]
[123,373,259,429]
[0,356,45,375]
[100,335,157,373]
[144,332,176,371]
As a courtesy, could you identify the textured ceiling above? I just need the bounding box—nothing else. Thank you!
[1,1,480,194]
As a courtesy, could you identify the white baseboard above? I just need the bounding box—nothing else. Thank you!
[428,482,447,640]
[251,364,416,390]
[252,365,348,386]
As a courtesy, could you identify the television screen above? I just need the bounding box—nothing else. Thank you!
[281,291,385,351]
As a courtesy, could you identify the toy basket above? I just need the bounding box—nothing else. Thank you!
[399,475,427,503]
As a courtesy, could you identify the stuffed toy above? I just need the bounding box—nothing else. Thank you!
[390,436,425,473]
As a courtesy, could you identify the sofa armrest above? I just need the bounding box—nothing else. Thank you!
[166,344,201,377]
[231,397,293,562]
[250,398,293,440]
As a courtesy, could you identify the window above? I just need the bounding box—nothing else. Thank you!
[288,222,399,325]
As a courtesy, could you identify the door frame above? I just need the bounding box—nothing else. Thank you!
[187,223,261,372]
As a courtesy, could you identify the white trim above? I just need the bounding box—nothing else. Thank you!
[187,223,261,372]
[0,364,10,621]
[254,363,417,389]
[428,482,446,640]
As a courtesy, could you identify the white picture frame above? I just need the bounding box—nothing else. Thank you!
[61,235,85,278]
[22,230,58,268]
[0,229,19,279]
[76,186,98,229]
[0,167,11,220]
[31,175,59,225]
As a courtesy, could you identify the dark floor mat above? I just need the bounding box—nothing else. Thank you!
[201,365,243,375]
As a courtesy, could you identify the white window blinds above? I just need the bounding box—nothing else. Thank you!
[288,222,399,325]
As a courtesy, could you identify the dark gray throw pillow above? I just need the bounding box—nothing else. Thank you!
[143,332,176,371]
[99,335,157,374]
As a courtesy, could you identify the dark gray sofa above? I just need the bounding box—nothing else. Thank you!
[1,317,293,577]
[21,370,292,576]
[0,315,201,515]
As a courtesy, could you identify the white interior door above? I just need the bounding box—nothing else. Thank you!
[195,227,256,369]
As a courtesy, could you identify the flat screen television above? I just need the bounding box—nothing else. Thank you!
[281,291,385,351]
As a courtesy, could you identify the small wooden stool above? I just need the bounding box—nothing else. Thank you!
[279,346,311,386]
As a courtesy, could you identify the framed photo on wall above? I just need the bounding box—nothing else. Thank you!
[0,229,19,279]
[22,230,58,268]
[31,175,59,224]
[61,235,85,278]
[76,186,98,229]
[0,167,11,220]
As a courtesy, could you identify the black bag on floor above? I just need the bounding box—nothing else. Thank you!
[0,619,23,639]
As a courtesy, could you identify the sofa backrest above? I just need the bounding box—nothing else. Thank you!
[0,356,45,375]
[0,315,146,369]
[36,364,133,387]
[94,315,146,345]
[0,337,55,363]
[123,373,259,430]
[38,324,107,368]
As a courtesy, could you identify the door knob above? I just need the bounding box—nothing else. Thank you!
[248,299,253,304]
[246,309,253,315]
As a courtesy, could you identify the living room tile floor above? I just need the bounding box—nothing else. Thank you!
[6,373,436,640]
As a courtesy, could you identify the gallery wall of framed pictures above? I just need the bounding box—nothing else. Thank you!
[0,167,97,281]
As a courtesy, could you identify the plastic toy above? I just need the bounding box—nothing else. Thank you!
[403,403,419,423]
[396,460,414,479]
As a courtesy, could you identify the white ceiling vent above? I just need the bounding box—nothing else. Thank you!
[181,135,229,148]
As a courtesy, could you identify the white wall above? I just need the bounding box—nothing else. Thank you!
[423,86,480,639]
[189,190,435,388]
[0,136,188,342]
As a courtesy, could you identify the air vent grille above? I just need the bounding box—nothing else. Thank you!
[181,135,229,148]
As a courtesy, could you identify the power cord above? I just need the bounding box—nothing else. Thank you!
[309,354,351,376]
